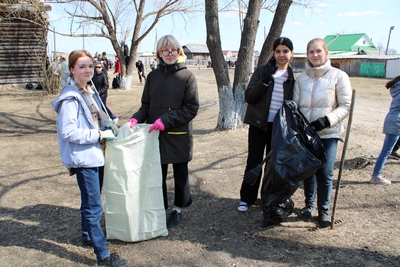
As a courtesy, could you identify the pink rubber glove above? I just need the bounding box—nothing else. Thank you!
[128,118,138,128]
[148,118,165,133]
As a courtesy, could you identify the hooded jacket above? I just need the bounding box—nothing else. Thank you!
[132,61,199,164]
[293,59,352,141]
[244,59,295,131]
[51,83,105,168]
[383,81,400,135]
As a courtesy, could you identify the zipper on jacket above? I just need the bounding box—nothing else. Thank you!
[310,69,318,119]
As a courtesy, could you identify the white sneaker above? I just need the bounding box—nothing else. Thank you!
[237,201,248,212]
[112,118,119,125]
[369,175,391,185]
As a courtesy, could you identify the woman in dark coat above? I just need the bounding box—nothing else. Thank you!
[128,35,199,228]
[92,61,118,124]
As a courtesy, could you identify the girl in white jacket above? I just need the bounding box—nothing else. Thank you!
[293,38,352,228]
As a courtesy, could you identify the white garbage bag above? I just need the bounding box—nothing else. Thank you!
[103,123,168,242]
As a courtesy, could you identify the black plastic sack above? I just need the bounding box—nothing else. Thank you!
[112,76,120,89]
[261,100,327,226]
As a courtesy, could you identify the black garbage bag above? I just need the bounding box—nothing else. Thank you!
[112,76,120,89]
[261,100,327,226]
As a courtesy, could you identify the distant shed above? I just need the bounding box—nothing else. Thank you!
[291,51,400,78]
[183,44,210,60]
[0,1,50,85]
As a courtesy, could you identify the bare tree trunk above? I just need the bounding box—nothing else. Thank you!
[257,0,292,67]
[56,0,196,90]
[205,0,262,130]
[232,0,263,128]
[205,0,233,130]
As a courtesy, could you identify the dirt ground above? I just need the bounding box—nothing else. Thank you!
[0,69,399,267]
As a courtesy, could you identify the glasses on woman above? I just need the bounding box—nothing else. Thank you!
[161,49,179,56]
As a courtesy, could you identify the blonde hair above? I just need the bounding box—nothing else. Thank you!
[156,35,186,60]
[306,38,328,53]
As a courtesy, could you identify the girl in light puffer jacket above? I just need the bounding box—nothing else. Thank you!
[293,38,352,228]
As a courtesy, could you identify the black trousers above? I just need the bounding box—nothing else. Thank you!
[137,70,146,82]
[161,162,192,210]
[240,124,273,205]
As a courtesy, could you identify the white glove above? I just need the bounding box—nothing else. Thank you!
[99,129,117,141]
[104,120,119,136]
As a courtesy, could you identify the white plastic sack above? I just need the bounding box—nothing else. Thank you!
[103,123,168,242]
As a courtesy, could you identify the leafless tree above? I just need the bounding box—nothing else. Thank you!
[376,42,385,55]
[387,48,397,55]
[257,0,292,67]
[49,0,200,90]
[205,0,294,130]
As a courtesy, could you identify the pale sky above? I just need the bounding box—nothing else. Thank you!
[46,0,400,56]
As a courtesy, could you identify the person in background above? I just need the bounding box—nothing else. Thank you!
[101,52,109,71]
[59,56,70,89]
[114,56,121,78]
[92,61,119,125]
[293,38,352,228]
[135,60,146,84]
[128,35,199,228]
[123,44,130,66]
[51,50,128,267]
[112,56,121,89]
[238,37,295,212]
[150,58,157,71]
[369,76,400,185]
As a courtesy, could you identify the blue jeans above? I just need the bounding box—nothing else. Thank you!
[303,138,338,212]
[76,167,109,261]
[373,134,399,176]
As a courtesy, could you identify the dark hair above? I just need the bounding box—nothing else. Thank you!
[273,37,294,51]
[386,76,400,89]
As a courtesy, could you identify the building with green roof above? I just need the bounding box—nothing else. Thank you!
[324,33,377,54]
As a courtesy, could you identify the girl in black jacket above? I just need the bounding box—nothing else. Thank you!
[238,37,295,212]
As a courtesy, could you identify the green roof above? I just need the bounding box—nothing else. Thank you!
[324,33,377,52]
